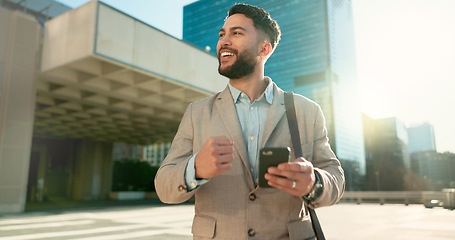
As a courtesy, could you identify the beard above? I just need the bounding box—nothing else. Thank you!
[218,48,257,79]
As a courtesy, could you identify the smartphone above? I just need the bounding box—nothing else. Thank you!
[258,147,291,188]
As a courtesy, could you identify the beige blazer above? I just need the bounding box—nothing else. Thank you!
[155,82,345,240]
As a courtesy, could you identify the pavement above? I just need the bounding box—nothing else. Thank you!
[317,203,455,240]
[0,201,454,240]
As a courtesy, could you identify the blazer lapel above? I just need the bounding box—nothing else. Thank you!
[215,87,253,183]
[261,83,286,148]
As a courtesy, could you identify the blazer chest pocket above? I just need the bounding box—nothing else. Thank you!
[192,215,216,239]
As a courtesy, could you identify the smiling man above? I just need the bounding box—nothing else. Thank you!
[218,17,260,80]
[155,4,345,240]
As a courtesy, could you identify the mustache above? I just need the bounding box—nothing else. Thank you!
[218,47,238,56]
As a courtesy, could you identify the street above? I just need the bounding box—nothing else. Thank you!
[0,203,454,240]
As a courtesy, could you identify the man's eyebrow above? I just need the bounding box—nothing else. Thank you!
[231,26,247,32]
[219,26,247,32]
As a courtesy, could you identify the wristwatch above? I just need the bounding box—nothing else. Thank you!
[303,170,323,204]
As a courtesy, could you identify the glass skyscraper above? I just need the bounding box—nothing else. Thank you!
[408,123,437,154]
[183,0,365,174]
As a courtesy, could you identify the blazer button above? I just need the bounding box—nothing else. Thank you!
[249,194,256,201]
[178,185,187,191]
[248,228,256,236]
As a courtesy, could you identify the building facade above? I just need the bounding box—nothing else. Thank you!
[0,0,226,213]
[183,0,366,177]
[1,0,72,24]
[408,123,437,154]
[362,115,411,190]
[142,142,172,166]
[112,142,144,161]
[411,151,455,190]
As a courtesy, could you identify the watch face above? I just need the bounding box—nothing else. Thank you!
[313,183,323,198]
[303,171,324,203]
[306,172,323,201]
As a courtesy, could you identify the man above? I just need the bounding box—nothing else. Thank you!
[155,3,344,239]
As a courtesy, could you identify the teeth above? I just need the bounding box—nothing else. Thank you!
[221,52,234,57]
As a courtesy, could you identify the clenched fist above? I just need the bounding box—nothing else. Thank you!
[195,136,234,179]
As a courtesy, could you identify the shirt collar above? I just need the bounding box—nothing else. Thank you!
[228,77,274,104]
[263,77,274,104]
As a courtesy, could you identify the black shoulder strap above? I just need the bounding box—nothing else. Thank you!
[284,91,326,240]
[284,92,303,159]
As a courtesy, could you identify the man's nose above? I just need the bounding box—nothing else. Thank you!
[218,34,231,46]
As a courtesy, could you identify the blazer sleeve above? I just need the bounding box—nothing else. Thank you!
[308,104,345,208]
[154,103,197,204]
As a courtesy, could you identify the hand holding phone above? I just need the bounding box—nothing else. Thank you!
[258,147,291,188]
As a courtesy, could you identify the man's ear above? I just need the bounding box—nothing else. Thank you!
[259,42,273,58]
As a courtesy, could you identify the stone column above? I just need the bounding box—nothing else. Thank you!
[0,7,41,214]
[72,140,113,200]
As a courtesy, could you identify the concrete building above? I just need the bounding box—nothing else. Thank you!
[183,0,366,175]
[408,123,437,154]
[0,1,226,213]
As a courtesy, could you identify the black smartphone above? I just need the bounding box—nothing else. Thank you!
[258,147,291,188]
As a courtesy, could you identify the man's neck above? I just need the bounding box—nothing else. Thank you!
[229,69,267,103]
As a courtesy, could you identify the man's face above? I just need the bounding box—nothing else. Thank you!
[217,14,261,79]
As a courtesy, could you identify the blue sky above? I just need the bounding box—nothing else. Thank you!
[54,0,455,153]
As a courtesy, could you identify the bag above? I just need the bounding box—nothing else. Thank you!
[284,92,326,240]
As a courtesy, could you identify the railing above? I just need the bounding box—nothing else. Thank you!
[340,189,455,210]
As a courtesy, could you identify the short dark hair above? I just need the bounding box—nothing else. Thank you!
[227,3,281,50]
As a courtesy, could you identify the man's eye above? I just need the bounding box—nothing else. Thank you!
[219,33,225,38]
[234,32,242,35]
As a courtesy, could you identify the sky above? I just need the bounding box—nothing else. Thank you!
[54,0,455,153]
